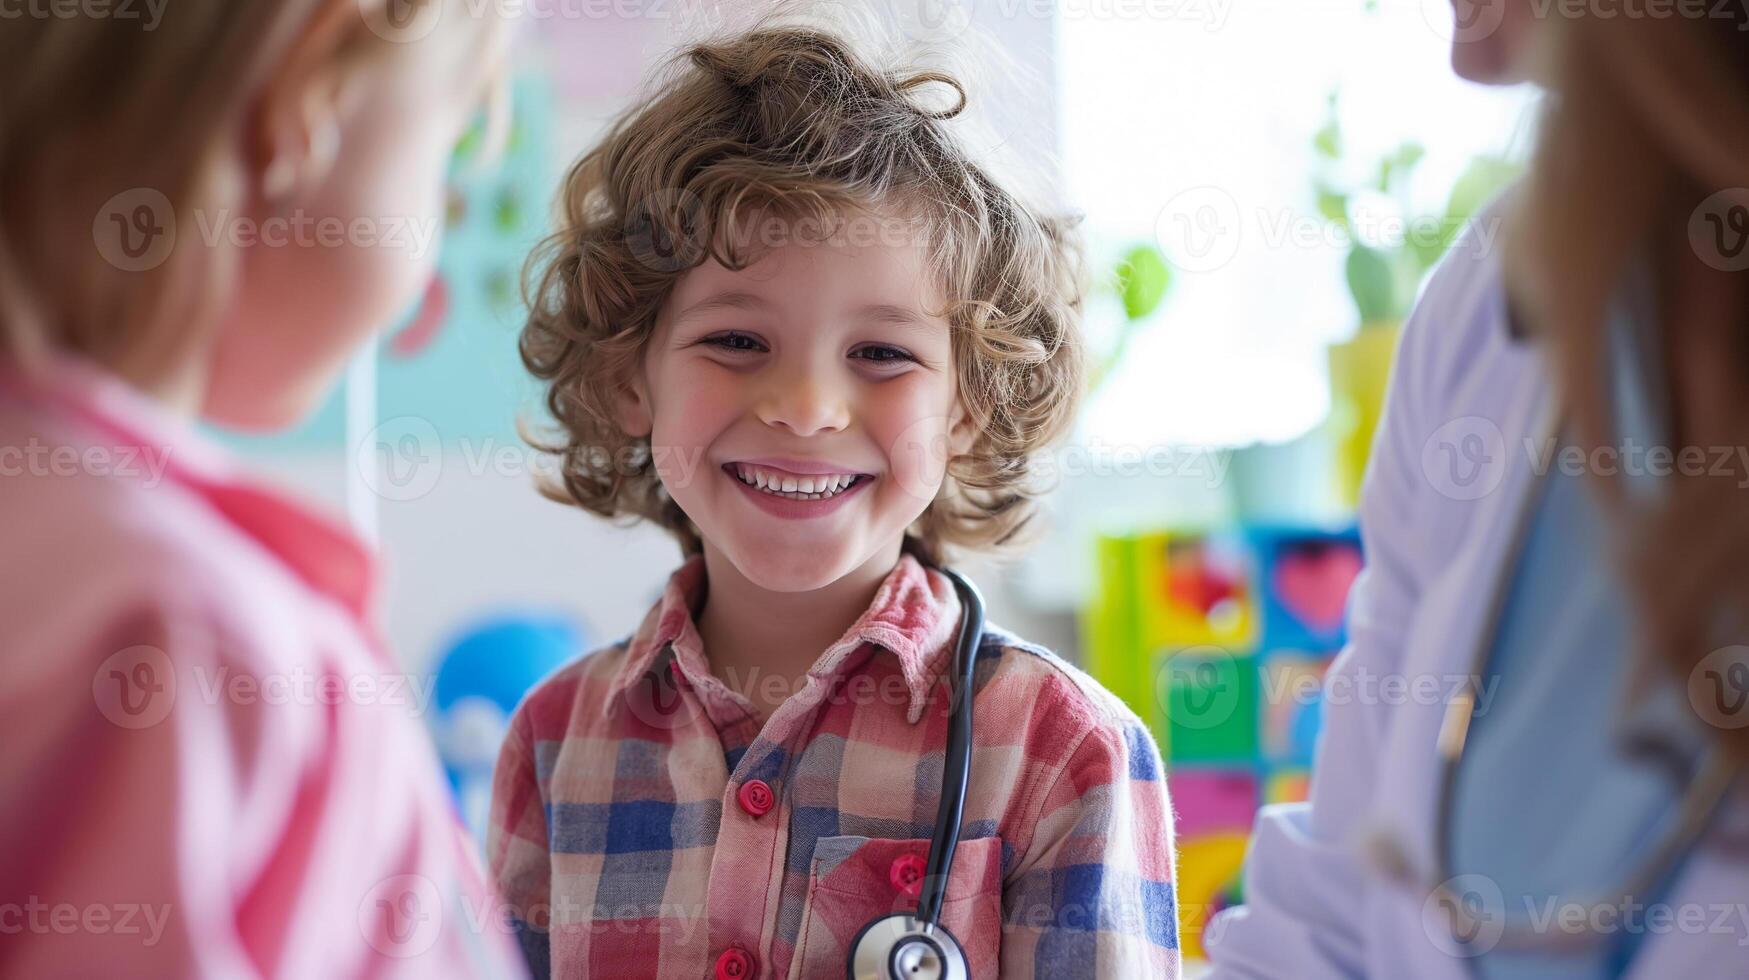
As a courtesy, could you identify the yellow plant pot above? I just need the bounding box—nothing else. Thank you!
[1327,322,1402,510]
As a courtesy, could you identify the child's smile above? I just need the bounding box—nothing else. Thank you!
[616,213,976,592]
[724,459,876,516]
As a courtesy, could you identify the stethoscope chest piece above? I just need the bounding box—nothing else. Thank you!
[847,913,967,980]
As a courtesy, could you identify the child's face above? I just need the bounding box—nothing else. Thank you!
[202,13,504,429]
[623,217,975,592]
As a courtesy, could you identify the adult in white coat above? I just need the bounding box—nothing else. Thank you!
[1207,6,1749,978]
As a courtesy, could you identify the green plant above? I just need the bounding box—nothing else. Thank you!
[1313,90,1519,327]
[1089,241,1173,392]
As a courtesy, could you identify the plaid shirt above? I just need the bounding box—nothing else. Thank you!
[489,552,1179,979]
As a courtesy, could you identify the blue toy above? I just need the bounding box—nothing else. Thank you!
[429,614,581,842]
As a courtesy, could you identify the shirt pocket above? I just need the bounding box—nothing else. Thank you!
[789,834,1005,980]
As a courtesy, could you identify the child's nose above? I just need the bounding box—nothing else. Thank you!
[755,375,850,437]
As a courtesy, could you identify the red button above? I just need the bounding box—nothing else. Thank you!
[714,946,756,980]
[890,853,927,899]
[736,779,774,817]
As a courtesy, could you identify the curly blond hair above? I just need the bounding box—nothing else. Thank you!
[519,20,1084,565]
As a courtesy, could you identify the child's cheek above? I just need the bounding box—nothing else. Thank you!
[878,385,955,507]
[648,364,737,494]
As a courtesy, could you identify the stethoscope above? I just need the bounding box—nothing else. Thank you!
[845,566,985,980]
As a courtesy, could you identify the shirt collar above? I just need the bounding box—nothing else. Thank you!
[607,550,965,724]
[1,353,380,627]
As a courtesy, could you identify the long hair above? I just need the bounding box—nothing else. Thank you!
[1506,15,1749,760]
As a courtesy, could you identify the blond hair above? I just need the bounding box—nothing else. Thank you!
[519,20,1085,565]
[1506,15,1749,760]
[0,0,471,381]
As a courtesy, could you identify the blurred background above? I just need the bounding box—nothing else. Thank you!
[220,0,1539,959]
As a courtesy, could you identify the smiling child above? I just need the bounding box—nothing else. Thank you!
[488,20,1179,980]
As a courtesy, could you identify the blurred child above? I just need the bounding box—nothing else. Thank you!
[490,20,1179,980]
[0,2,526,975]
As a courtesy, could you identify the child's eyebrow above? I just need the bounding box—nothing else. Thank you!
[669,293,942,335]
[855,304,938,330]
[670,290,773,326]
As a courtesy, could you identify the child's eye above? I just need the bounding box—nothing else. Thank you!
[702,332,766,353]
[851,344,917,365]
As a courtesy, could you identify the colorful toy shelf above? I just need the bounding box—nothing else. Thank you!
[1084,523,1362,958]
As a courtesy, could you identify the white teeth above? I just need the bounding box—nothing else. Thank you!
[732,464,860,500]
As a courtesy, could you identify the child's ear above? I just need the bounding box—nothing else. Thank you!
[614,376,654,439]
[249,3,359,202]
[947,399,978,458]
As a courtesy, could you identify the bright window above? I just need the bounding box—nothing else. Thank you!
[1058,0,1541,448]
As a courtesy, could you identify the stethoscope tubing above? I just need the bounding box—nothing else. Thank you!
[918,566,985,928]
[1422,402,1743,953]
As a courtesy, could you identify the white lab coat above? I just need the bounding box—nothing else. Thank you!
[1204,202,1749,979]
